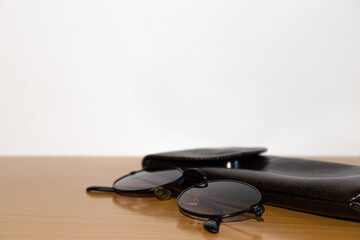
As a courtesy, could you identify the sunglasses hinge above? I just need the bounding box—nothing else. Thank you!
[250,204,263,217]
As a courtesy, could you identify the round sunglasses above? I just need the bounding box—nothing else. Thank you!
[86,168,263,233]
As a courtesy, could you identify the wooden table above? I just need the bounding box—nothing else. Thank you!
[0,156,359,240]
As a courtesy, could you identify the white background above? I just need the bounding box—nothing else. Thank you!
[0,0,359,156]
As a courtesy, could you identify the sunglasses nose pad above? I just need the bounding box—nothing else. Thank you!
[154,187,172,200]
[203,217,221,233]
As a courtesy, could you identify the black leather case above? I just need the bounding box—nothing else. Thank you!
[142,147,360,220]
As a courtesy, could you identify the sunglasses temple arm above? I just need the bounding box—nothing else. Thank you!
[86,186,115,193]
[203,204,262,234]
[203,216,222,233]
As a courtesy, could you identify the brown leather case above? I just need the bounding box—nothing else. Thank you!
[142,147,360,220]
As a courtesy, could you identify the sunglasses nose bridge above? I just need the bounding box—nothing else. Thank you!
[183,168,209,187]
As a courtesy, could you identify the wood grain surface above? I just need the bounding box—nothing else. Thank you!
[0,156,359,240]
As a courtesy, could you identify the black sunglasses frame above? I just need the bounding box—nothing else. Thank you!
[87,168,207,197]
[86,168,263,233]
[177,179,263,219]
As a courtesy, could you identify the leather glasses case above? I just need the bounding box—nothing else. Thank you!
[142,147,360,221]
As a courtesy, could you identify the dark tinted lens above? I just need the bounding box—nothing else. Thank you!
[177,180,261,217]
[113,169,183,191]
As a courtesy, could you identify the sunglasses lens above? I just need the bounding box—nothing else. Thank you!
[113,169,183,191]
[177,180,261,217]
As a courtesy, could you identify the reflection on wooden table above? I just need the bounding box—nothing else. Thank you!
[0,157,359,240]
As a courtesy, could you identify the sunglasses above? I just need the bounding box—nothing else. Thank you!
[86,168,263,233]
